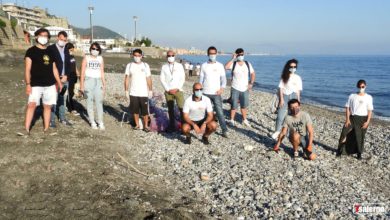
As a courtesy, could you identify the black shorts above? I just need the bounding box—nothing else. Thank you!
[190,117,206,129]
[129,96,148,116]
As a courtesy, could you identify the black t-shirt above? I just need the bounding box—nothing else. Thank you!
[25,46,56,87]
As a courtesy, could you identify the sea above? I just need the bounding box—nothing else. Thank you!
[179,55,390,120]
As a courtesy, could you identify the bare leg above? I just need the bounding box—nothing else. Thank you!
[204,121,218,137]
[43,104,52,131]
[25,102,37,132]
[289,131,301,152]
[241,108,247,120]
[230,109,236,121]
[182,123,191,136]
[133,114,140,128]
[143,115,149,129]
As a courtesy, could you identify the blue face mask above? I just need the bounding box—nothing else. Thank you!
[209,55,217,62]
[194,90,202,98]
[237,55,244,61]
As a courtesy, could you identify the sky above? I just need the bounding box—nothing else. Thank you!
[10,0,390,55]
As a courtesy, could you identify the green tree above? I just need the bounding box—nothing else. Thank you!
[10,17,17,29]
[140,37,152,47]
[0,19,6,29]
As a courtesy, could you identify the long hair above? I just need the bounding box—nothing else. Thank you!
[281,59,298,84]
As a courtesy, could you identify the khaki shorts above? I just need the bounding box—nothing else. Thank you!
[28,85,57,106]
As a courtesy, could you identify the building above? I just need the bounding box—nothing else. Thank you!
[28,26,77,42]
[1,3,69,31]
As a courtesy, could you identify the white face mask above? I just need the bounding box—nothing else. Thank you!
[209,55,217,62]
[359,87,366,93]
[91,49,99,56]
[37,36,48,45]
[133,56,141,63]
[167,56,175,63]
[289,68,297,73]
[57,40,66,47]
[237,55,244,61]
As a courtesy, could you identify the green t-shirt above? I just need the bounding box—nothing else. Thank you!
[283,111,312,136]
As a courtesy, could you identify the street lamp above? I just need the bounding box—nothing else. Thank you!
[88,6,94,43]
[133,16,138,44]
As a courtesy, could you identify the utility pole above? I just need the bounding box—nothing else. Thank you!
[88,6,94,43]
[133,16,138,45]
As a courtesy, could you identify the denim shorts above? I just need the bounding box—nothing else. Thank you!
[231,87,249,110]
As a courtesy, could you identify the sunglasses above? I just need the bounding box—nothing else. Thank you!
[91,48,98,51]
[167,55,175,57]
[194,88,203,91]
[359,86,366,89]
[290,66,297,68]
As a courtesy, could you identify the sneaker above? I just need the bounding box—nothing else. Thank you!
[294,151,299,158]
[228,119,236,126]
[202,136,210,145]
[357,153,362,160]
[221,131,228,138]
[91,123,98,130]
[71,110,80,116]
[271,131,280,140]
[185,136,191,145]
[60,119,73,126]
[242,119,251,127]
[98,123,105,130]
[49,121,56,128]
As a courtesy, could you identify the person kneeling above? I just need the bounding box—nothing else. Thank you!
[182,83,218,145]
[273,99,316,160]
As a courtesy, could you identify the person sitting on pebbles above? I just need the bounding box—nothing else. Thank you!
[273,99,316,160]
[182,83,218,145]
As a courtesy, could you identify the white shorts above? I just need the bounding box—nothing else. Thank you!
[28,85,57,106]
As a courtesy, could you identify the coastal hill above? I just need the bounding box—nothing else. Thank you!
[71,25,124,39]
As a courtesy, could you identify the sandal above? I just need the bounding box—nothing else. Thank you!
[143,127,150,133]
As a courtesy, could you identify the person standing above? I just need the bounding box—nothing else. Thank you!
[160,50,185,132]
[80,42,106,130]
[65,43,80,116]
[48,31,72,127]
[189,62,194,77]
[273,99,316,160]
[337,80,373,160]
[225,48,255,127]
[182,83,218,145]
[124,49,153,132]
[195,63,201,76]
[272,59,302,140]
[199,46,228,137]
[24,28,62,133]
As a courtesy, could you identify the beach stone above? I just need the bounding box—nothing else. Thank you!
[244,144,254,151]
[200,172,210,181]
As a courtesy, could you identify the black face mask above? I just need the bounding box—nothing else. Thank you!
[289,107,300,116]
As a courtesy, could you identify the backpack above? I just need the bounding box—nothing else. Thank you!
[231,61,251,81]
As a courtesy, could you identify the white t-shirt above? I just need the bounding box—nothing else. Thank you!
[228,61,255,92]
[345,93,374,116]
[183,95,213,121]
[125,62,151,97]
[199,61,227,95]
[85,55,103,78]
[160,62,185,91]
[278,73,302,95]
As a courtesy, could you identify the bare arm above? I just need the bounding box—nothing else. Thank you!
[275,127,288,148]
[53,62,62,90]
[362,110,372,129]
[225,53,236,70]
[204,112,214,124]
[124,75,130,91]
[147,76,152,91]
[307,124,314,146]
[345,107,351,127]
[296,90,301,102]
[183,113,194,126]
[25,57,32,95]
[80,57,87,91]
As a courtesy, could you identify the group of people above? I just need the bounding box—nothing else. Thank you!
[183,61,201,77]
[24,28,374,160]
